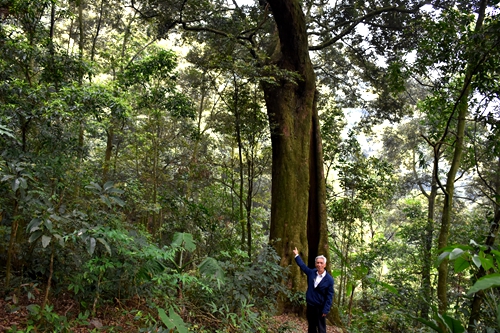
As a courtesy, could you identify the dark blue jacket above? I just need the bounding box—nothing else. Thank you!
[295,255,334,314]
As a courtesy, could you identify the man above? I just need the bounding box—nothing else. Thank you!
[293,247,334,333]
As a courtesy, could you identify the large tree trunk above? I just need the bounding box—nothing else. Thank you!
[264,0,331,316]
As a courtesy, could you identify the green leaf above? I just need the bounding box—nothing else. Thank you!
[449,248,464,260]
[26,304,40,315]
[435,313,452,332]
[86,182,102,191]
[107,187,124,195]
[100,195,111,207]
[44,218,53,233]
[438,244,474,253]
[88,237,96,255]
[97,237,111,255]
[0,124,15,138]
[436,251,450,266]
[1,175,14,182]
[26,218,42,233]
[168,308,188,333]
[497,302,500,329]
[53,234,65,247]
[478,256,494,271]
[109,196,125,207]
[158,308,188,333]
[472,254,481,268]
[42,235,51,248]
[454,257,470,273]
[441,313,465,333]
[49,214,62,222]
[103,181,115,191]
[172,232,196,252]
[12,178,20,192]
[413,317,443,333]
[493,250,500,267]
[199,257,225,282]
[29,230,43,243]
[331,269,342,278]
[158,308,170,328]
[467,273,500,295]
[379,281,398,294]
[492,249,500,259]
[346,282,353,297]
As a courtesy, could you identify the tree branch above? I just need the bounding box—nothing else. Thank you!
[309,1,431,51]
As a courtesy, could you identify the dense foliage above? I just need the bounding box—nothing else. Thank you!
[1,0,499,332]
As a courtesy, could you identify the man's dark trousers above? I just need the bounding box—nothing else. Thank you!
[306,304,327,333]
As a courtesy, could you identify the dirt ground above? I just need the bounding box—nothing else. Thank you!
[272,314,343,333]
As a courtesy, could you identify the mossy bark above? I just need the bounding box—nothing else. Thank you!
[263,0,335,324]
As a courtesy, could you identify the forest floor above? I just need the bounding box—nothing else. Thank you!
[271,314,343,333]
[0,293,343,332]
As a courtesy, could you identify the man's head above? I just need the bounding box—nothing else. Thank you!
[315,255,326,274]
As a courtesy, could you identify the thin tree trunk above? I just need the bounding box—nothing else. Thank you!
[436,0,487,316]
[48,1,57,89]
[347,286,355,327]
[436,83,469,315]
[246,156,254,259]
[414,146,439,319]
[41,246,55,312]
[76,0,85,198]
[234,83,246,251]
[103,127,113,182]
[78,0,84,52]
[152,122,158,236]
[90,0,104,63]
[336,205,348,306]
[342,218,353,306]
[5,200,19,288]
[421,177,437,319]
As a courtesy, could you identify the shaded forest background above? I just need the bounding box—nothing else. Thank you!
[0,0,499,332]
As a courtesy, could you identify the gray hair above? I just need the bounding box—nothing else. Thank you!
[315,255,327,264]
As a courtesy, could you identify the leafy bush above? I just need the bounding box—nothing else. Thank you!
[183,245,288,332]
[67,227,183,310]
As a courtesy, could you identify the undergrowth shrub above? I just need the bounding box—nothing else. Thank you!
[183,245,289,332]
[67,228,198,312]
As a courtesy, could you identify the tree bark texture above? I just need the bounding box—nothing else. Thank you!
[437,82,469,315]
[421,176,437,319]
[436,0,487,315]
[308,93,329,267]
[103,127,113,182]
[264,0,329,305]
[415,145,439,319]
